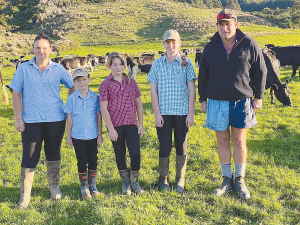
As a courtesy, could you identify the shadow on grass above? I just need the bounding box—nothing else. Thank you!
[0,107,14,119]
[248,124,300,169]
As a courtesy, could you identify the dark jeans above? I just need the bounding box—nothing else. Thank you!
[156,115,188,158]
[112,125,140,171]
[72,138,98,173]
[21,120,66,168]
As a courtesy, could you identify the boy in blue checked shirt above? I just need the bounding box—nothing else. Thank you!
[64,67,103,199]
[147,30,196,193]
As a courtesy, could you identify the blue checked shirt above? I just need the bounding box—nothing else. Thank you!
[10,57,74,123]
[147,53,196,115]
[64,89,100,140]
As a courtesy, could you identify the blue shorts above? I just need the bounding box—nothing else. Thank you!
[205,98,257,132]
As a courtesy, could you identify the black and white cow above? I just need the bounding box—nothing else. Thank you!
[126,55,155,79]
[91,55,107,70]
[266,45,300,79]
[195,51,202,68]
[61,56,93,74]
[263,48,292,106]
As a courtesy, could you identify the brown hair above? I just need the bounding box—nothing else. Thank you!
[179,51,187,67]
[33,33,52,47]
[107,52,130,83]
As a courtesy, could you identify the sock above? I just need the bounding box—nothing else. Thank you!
[221,163,232,178]
[235,163,246,178]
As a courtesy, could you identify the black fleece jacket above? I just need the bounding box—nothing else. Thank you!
[198,29,267,101]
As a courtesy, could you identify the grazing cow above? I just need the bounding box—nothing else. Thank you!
[195,51,202,68]
[126,55,155,79]
[266,45,300,78]
[91,55,107,70]
[61,56,93,73]
[51,57,64,64]
[263,48,292,106]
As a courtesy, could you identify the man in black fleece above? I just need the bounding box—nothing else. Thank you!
[198,9,267,200]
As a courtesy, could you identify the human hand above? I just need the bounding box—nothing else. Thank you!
[97,134,103,145]
[186,114,194,127]
[201,101,207,113]
[15,120,25,132]
[138,124,144,138]
[155,114,164,128]
[253,98,262,110]
[66,136,73,146]
[109,128,118,142]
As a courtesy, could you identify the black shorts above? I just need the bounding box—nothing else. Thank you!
[21,120,66,168]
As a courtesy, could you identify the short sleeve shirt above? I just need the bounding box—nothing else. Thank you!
[147,53,196,115]
[9,57,74,123]
[64,89,100,140]
[99,74,141,127]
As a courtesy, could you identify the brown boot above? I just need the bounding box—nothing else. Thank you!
[213,176,235,196]
[17,167,35,208]
[88,170,100,196]
[119,169,131,195]
[79,172,92,199]
[159,157,170,191]
[47,161,62,200]
[175,155,187,193]
[130,170,144,194]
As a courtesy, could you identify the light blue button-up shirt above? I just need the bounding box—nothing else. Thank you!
[147,53,196,115]
[10,57,74,123]
[64,89,100,140]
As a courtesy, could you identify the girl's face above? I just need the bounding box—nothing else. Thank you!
[163,39,181,56]
[109,58,125,77]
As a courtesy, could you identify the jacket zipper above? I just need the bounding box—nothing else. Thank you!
[213,36,246,61]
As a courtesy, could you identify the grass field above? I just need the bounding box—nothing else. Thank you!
[1,36,300,224]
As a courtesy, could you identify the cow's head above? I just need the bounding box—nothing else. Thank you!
[271,80,292,106]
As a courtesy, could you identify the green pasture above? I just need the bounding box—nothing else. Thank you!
[1,35,300,224]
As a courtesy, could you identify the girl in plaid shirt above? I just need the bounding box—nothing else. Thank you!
[99,52,144,195]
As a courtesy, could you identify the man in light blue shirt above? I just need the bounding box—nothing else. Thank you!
[148,29,196,193]
[10,34,76,208]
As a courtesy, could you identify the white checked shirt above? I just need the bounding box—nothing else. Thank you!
[147,53,196,115]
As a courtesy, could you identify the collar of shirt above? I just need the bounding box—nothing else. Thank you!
[30,57,54,70]
[73,88,93,99]
[218,34,238,53]
[162,52,181,64]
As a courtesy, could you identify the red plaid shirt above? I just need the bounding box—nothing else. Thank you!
[99,74,141,127]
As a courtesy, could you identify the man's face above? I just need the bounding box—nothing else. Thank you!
[33,39,52,61]
[217,20,238,41]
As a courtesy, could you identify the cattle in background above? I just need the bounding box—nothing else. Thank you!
[51,57,64,64]
[61,56,93,74]
[126,55,155,79]
[263,48,292,106]
[266,45,300,78]
[91,55,107,70]
[195,51,202,68]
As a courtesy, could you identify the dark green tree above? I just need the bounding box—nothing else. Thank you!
[226,0,241,10]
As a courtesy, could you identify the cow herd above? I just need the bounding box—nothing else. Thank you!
[1,44,299,107]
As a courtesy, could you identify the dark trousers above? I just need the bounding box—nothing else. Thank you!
[156,115,188,158]
[112,125,141,171]
[21,120,66,168]
[72,138,98,173]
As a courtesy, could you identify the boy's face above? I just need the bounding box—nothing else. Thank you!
[163,39,181,56]
[74,76,90,91]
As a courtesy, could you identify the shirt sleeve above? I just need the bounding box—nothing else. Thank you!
[59,65,75,89]
[96,95,100,111]
[9,64,24,93]
[64,96,73,114]
[185,58,197,84]
[131,79,141,98]
[99,80,109,101]
[147,59,158,84]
